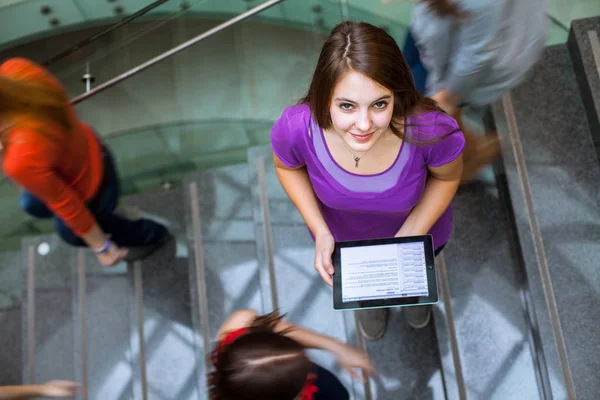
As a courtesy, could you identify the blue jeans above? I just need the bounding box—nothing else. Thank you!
[313,363,349,400]
[403,30,428,95]
[20,145,167,248]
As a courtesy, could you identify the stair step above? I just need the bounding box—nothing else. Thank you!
[366,310,445,399]
[79,250,135,400]
[568,17,600,161]
[184,164,264,395]
[21,235,77,387]
[492,44,600,399]
[0,250,23,385]
[123,188,201,400]
[438,181,541,399]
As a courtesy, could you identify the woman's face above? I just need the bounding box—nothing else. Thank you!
[329,70,394,153]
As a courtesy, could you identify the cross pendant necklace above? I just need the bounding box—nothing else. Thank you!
[347,147,371,168]
[334,130,387,168]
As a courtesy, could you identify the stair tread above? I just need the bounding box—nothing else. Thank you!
[440,182,540,399]
[184,165,263,396]
[0,250,23,385]
[21,235,77,385]
[123,188,201,399]
[569,17,600,155]
[493,43,600,399]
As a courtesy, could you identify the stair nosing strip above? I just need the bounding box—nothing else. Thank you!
[351,313,373,400]
[189,181,213,381]
[26,245,36,384]
[77,249,89,400]
[256,155,279,310]
[588,30,600,82]
[502,93,577,399]
[134,260,149,400]
[437,253,467,400]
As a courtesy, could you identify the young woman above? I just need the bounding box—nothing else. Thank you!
[0,58,168,266]
[405,0,547,181]
[0,381,78,399]
[211,309,375,400]
[271,21,464,340]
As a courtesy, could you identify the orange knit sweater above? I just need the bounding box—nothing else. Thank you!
[0,58,103,236]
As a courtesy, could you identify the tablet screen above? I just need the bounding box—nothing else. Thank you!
[340,241,429,303]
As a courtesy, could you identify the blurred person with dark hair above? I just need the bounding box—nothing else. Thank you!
[401,0,547,182]
[210,309,376,400]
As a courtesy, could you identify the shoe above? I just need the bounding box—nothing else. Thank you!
[124,232,172,262]
[404,305,432,329]
[356,308,389,341]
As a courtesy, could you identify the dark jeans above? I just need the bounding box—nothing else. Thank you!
[403,30,428,95]
[20,145,167,248]
[312,363,349,400]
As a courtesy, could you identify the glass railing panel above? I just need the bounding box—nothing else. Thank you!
[0,0,92,51]
[546,18,570,45]
[547,0,600,32]
[51,0,354,99]
[342,0,413,40]
[226,0,344,126]
[103,120,273,195]
[48,0,239,95]
[0,0,173,52]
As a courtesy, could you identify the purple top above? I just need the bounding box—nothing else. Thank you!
[271,104,465,250]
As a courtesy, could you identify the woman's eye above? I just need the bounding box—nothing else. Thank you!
[373,101,388,109]
[339,103,354,111]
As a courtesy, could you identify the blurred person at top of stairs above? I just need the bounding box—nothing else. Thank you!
[401,0,547,182]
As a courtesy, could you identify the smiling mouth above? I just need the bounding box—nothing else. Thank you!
[350,132,375,142]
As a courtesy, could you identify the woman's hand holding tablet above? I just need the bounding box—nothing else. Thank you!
[332,235,439,311]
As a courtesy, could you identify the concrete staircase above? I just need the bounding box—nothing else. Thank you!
[1,17,599,399]
[490,16,600,400]
[0,147,547,399]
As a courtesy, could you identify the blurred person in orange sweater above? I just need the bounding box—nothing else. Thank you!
[0,58,168,266]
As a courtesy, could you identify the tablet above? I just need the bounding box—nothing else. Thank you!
[332,235,438,311]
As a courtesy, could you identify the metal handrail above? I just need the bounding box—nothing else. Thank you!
[71,0,286,105]
[43,0,171,67]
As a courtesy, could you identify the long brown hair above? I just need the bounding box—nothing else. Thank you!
[301,21,447,142]
[210,311,311,400]
[0,74,73,147]
[422,0,465,18]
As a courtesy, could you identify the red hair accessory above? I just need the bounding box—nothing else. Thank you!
[298,371,318,400]
[211,327,249,365]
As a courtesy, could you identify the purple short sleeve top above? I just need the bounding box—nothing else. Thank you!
[271,104,465,250]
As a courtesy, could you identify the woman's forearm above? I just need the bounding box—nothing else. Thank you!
[277,320,344,355]
[0,385,41,400]
[396,175,460,237]
[431,89,461,116]
[274,161,329,236]
[81,224,108,249]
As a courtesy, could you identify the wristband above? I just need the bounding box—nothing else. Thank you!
[92,239,112,254]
